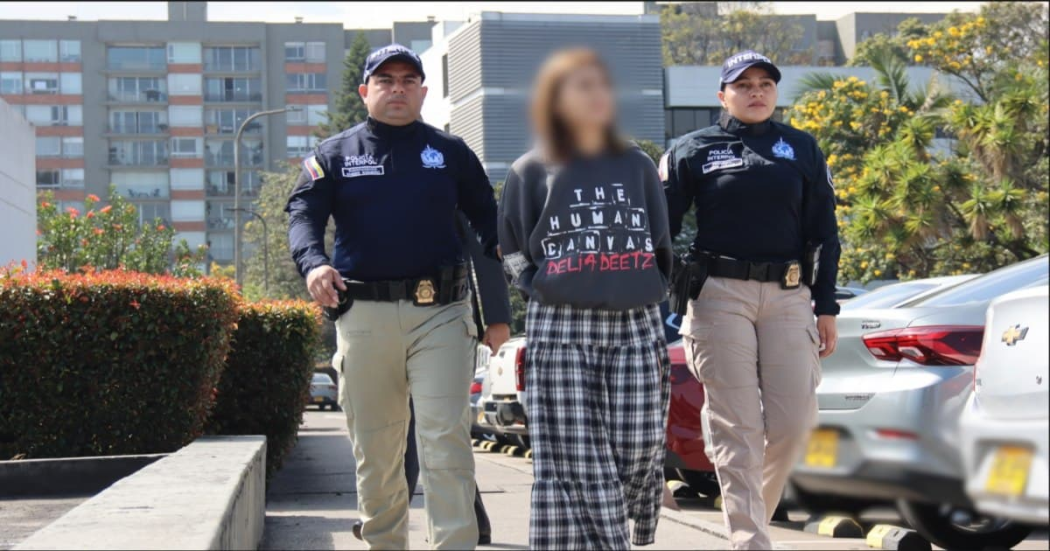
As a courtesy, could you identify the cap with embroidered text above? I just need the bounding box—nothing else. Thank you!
[362,43,426,84]
[719,50,781,89]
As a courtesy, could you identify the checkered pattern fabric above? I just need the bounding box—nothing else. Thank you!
[525,301,671,549]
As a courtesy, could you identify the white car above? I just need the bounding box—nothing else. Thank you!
[475,336,530,449]
[960,285,1049,526]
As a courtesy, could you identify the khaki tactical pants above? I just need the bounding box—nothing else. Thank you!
[682,277,821,550]
[333,298,479,550]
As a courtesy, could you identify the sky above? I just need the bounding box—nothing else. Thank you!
[0,1,986,27]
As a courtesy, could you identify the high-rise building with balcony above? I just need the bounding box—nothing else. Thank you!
[0,1,432,268]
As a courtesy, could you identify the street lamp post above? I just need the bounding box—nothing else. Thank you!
[234,106,300,287]
[231,208,269,293]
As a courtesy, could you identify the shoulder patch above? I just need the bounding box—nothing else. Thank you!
[303,155,325,181]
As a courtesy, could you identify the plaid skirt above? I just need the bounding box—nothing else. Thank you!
[525,300,671,550]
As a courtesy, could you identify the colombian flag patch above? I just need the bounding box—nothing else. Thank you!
[303,155,325,181]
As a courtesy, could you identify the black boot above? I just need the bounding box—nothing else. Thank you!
[475,485,492,545]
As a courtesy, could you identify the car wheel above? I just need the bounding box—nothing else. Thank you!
[677,469,721,497]
[897,499,1032,551]
[511,434,530,450]
[791,483,872,516]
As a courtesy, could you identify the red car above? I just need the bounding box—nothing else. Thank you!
[665,340,720,496]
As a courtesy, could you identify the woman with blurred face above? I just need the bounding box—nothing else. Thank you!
[661,51,841,549]
[498,48,674,550]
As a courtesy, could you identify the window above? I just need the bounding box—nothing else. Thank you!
[171,200,205,222]
[171,137,201,158]
[203,46,260,72]
[306,104,327,126]
[36,169,60,187]
[171,168,204,190]
[61,169,84,187]
[107,46,166,70]
[26,105,82,125]
[286,135,310,157]
[0,72,21,94]
[167,42,201,64]
[305,42,325,63]
[205,138,262,167]
[168,73,202,96]
[168,105,203,127]
[62,137,84,158]
[286,105,306,124]
[25,73,59,94]
[60,73,82,94]
[109,140,168,166]
[60,40,81,62]
[209,233,234,260]
[205,108,259,134]
[0,40,21,62]
[205,170,260,196]
[113,171,169,198]
[285,73,326,92]
[136,202,171,226]
[284,42,305,61]
[23,40,57,62]
[110,110,165,133]
[907,258,1049,308]
[36,136,61,157]
[203,77,261,102]
[109,76,166,102]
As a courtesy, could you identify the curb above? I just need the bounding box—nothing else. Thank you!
[16,436,266,551]
[0,453,166,497]
[804,515,864,538]
[866,524,931,551]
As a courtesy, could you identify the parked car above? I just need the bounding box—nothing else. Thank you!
[792,255,1048,550]
[960,285,1049,527]
[664,339,719,496]
[471,344,492,440]
[839,275,978,311]
[476,336,530,449]
[835,286,869,303]
[309,372,338,410]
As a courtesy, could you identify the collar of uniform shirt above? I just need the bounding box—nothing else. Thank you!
[719,113,773,136]
[366,116,422,137]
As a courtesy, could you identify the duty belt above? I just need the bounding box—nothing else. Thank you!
[323,264,470,322]
[704,255,802,289]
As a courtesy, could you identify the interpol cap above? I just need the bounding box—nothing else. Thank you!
[719,50,781,89]
[362,43,426,84]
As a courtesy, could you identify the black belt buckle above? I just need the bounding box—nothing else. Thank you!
[781,261,802,290]
[413,277,437,306]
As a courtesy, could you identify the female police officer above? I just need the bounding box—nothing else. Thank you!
[660,51,840,550]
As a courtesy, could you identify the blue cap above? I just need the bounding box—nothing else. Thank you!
[362,44,425,84]
[719,50,781,89]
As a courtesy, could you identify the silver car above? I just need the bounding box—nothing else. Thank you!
[309,372,339,411]
[792,256,1048,550]
[961,285,1049,526]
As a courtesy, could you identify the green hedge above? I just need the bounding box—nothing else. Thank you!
[0,270,239,459]
[206,300,320,477]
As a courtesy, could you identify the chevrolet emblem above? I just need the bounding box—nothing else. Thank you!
[414,279,436,305]
[1001,324,1029,346]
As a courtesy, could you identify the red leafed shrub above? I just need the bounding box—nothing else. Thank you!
[205,300,321,477]
[0,269,239,459]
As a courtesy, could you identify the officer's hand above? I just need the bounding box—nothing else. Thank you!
[306,266,346,308]
[817,315,837,358]
[483,323,511,353]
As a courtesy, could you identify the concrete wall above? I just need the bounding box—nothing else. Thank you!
[0,99,36,268]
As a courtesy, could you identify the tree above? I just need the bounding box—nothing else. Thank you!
[315,32,372,139]
[36,187,206,277]
[661,2,810,66]
[786,3,1048,283]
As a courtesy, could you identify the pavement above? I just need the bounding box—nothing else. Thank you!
[0,496,88,550]
[262,410,729,550]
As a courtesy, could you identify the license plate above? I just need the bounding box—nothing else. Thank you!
[313,396,324,403]
[805,429,838,468]
[985,446,1032,497]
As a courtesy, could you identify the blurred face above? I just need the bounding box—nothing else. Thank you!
[358,60,427,126]
[718,66,778,124]
[553,63,616,135]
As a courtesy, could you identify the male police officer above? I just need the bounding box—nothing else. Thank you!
[286,44,501,549]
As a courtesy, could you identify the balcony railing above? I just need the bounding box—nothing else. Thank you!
[204,121,261,135]
[108,154,169,167]
[203,92,262,102]
[109,122,169,134]
[203,62,261,73]
[107,60,167,71]
[207,216,237,230]
[206,183,260,197]
[108,90,168,103]
[118,187,169,199]
[205,150,263,167]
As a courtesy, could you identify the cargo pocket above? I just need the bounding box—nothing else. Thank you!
[806,325,823,388]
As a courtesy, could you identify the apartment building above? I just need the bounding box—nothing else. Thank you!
[0,98,36,268]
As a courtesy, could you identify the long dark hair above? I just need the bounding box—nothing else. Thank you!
[530,47,628,164]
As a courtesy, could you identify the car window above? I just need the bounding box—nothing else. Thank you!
[906,257,1049,308]
[312,373,333,384]
[841,282,936,310]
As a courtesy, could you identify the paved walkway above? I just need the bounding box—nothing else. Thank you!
[263,410,729,550]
